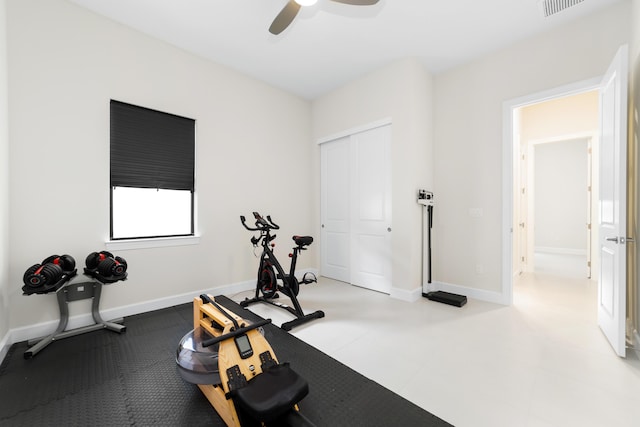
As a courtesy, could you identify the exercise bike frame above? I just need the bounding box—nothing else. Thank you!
[240,213,324,331]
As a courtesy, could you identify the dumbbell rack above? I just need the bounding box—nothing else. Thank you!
[24,273,127,359]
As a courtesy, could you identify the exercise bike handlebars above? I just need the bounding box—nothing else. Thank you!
[240,212,280,232]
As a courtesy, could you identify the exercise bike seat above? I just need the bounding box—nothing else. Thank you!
[231,362,309,422]
[293,235,313,247]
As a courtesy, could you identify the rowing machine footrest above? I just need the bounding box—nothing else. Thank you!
[231,362,309,422]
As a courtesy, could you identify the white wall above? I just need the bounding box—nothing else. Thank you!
[6,0,313,331]
[520,91,600,140]
[0,0,10,356]
[311,58,433,297]
[433,1,630,296]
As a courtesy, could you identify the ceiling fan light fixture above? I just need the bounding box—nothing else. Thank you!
[295,0,318,6]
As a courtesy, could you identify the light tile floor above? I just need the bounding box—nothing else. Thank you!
[230,260,640,427]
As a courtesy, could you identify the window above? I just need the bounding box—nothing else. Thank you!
[110,100,195,240]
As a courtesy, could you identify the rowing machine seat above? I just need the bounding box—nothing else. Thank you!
[230,362,309,422]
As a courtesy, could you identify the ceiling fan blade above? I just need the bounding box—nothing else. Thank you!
[330,0,380,5]
[269,1,302,35]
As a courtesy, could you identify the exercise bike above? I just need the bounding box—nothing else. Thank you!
[240,212,324,331]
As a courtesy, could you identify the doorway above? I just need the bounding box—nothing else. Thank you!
[504,46,630,357]
[513,89,599,280]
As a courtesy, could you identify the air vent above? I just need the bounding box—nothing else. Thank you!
[539,0,584,17]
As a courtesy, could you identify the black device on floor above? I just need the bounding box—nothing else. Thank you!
[423,290,468,307]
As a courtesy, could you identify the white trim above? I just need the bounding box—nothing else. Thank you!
[528,132,596,146]
[502,77,602,306]
[502,103,514,304]
[6,268,320,346]
[390,286,422,302]
[503,77,602,110]
[535,247,587,256]
[106,235,200,251]
[316,117,392,145]
[0,329,10,365]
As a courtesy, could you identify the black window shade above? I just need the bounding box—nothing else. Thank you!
[110,100,195,191]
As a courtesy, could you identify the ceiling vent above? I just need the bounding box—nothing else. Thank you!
[539,0,584,17]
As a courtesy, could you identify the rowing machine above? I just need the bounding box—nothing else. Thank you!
[176,294,315,426]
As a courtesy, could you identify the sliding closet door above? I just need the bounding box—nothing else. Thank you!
[350,126,392,293]
[320,125,392,294]
[320,136,351,282]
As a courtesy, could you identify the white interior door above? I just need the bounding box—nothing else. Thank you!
[320,137,350,283]
[320,124,392,293]
[597,45,628,357]
[350,126,392,293]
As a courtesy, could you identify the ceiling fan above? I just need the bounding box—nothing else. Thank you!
[269,0,380,35]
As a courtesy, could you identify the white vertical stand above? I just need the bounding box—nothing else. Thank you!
[418,190,434,295]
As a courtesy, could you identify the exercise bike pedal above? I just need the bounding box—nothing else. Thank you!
[300,272,317,285]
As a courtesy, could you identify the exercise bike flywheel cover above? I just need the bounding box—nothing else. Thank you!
[176,327,221,385]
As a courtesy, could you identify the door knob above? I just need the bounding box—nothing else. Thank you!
[387,227,392,232]
[606,237,636,244]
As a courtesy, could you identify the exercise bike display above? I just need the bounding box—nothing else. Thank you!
[240,212,324,331]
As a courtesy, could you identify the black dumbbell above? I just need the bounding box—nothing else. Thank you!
[98,256,127,277]
[41,254,76,273]
[85,251,114,270]
[23,263,63,288]
[86,251,127,277]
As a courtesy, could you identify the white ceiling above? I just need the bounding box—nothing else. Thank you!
[67,0,623,99]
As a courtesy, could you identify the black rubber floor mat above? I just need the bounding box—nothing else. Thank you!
[0,296,451,426]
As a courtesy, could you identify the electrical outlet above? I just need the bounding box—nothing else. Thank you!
[469,208,483,218]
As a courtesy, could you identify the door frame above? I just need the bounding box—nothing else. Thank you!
[317,117,392,145]
[525,134,595,277]
[502,77,602,304]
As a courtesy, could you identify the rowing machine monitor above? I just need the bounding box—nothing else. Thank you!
[235,334,253,359]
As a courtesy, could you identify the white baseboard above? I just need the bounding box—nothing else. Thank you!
[535,247,587,256]
[6,268,319,348]
[0,329,10,365]
[391,281,507,305]
[390,286,422,302]
[9,279,256,345]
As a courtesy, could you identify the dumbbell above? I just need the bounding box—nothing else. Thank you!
[23,263,62,288]
[22,254,76,288]
[41,254,76,273]
[85,251,127,277]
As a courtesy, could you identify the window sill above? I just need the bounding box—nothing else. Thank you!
[106,235,200,251]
